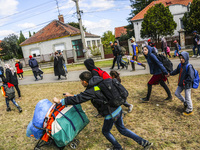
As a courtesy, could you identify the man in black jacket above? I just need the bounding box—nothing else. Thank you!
[53,71,152,150]
[110,41,117,69]
[114,41,127,70]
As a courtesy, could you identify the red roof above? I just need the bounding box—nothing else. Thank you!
[115,26,127,38]
[131,0,192,21]
[20,20,100,46]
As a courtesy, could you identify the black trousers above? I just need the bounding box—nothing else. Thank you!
[111,56,117,69]
[14,84,21,97]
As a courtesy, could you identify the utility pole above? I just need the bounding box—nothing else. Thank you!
[72,0,88,58]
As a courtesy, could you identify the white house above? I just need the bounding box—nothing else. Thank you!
[20,15,101,62]
[131,0,192,42]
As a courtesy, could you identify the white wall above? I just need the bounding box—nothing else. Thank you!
[132,4,188,42]
[22,35,82,58]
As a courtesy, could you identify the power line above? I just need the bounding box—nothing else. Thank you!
[0,0,55,20]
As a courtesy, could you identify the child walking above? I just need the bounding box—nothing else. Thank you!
[167,51,194,116]
[1,77,22,112]
[166,46,171,58]
[53,71,153,150]
[110,70,133,113]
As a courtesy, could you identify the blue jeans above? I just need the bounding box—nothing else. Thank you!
[117,55,125,69]
[197,45,200,56]
[102,110,148,149]
[6,98,19,108]
[174,50,180,57]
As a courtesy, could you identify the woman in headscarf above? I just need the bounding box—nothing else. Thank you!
[161,37,167,57]
[54,51,66,80]
[5,64,21,99]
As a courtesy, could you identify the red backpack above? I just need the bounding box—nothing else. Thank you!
[93,67,111,80]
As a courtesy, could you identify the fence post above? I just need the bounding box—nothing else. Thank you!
[62,50,68,64]
[72,49,77,63]
[100,44,105,59]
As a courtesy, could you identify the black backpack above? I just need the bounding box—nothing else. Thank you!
[19,63,23,69]
[156,54,173,73]
[98,78,128,107]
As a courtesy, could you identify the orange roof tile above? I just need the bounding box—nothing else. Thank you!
[115,26,127,38]
[20,20,100,46]
[131,0,192,21]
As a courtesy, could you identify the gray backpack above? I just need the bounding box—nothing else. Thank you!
[4,84,15,99]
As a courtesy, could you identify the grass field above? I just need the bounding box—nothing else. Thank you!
[0,71,199,150]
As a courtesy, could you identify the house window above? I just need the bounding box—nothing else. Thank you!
[180,18,184,29]
[87,41,91,48]
[31,48,40,57]
[92,40,96,46]
[97,40,100,46]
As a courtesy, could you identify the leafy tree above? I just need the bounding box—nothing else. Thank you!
[33,32,36,35]
[126,0,154,38]
[140,3,177,42]
[29,31,32,37]
[182,0,200,33]
[0,34,20,60]
[68,22,87,31]
[101,31,115,54]
[18,31,26,44]
[129,0,154,17]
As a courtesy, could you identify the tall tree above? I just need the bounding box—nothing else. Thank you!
[18,31,26,44]
[127,0,154,39]
[140,3,177,42]
[101,31,115,47]
[182,0,200,33]
[0,34,20,60]
[68,22,87,31]
[29,31,32,37]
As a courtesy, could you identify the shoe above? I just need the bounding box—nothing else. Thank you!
[144,142,153,150]
[164,96,172,101]
[184,102,187,111]
[192,55,197,58]
[182,111,193,116]
[17,106,22,113]
[128,104,133,113]
[41,76,43,80]
[130,69,135,72]
[35,79,38,81]
[140,97,149,102]
[19,77,21,80]
[110,67,113,69]
[143,64,146,70]
[17,106,22,112]
[125,63,128,70]
[58,78,61,80]
[197,55,200,58]
[6,107,11,111]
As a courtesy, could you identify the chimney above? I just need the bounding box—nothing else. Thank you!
[58,14,64,23]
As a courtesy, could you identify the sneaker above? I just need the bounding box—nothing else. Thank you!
[128,104,133,113]
[19,77,21,80]
[144,142,153,150]
[182,111,193,116]
[184,102,187,111]
[6,107,11,111]
[35,78,38,81]
[192,55,197,58]
[140,97,149,102]
[17,106,22,113]
[40,76,43,80]
[130,69,135,72]
[197,55,200,58]
[110,67,113,69]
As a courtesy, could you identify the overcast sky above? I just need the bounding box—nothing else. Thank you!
[0,0,132,40]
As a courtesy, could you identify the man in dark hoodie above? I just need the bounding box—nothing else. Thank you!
[167,51,194,116]
[84,58,99,76]
[53,71,153,150]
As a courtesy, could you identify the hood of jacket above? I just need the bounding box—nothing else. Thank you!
[87,76,103,89]
[179,51,189,65]
[84,58,97,71]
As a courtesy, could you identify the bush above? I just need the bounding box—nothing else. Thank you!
[90,45,101,56]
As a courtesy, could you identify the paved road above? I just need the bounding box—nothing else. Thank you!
[18,58,200,85]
